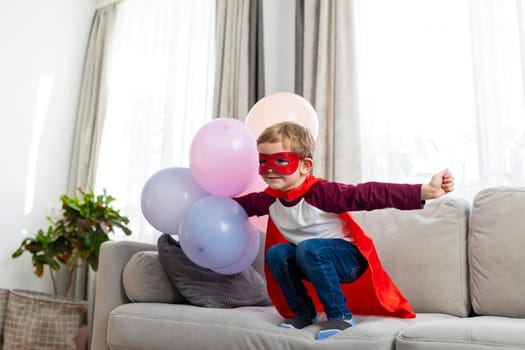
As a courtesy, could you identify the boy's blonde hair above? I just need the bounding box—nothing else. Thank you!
[257,121,315,158]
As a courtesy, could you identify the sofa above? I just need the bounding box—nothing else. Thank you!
[91,187,525,350]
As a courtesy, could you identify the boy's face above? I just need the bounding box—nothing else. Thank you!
[257,142,313,192]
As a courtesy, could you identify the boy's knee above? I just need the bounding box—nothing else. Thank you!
[295,240,319,266]
[265,245,279,261]
[266,243,294,263]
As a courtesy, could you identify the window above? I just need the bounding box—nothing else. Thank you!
[95,0,215,242]
[354,0,525,201]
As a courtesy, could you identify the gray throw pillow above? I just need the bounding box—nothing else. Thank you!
[157,234,271,308]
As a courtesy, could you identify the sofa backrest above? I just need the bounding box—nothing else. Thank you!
[469,187,525,318]
[351,197,471,317]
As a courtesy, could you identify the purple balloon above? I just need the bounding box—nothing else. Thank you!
[141,167,210,234]
[190,118,258,196]
[212,224,260,275]
[178,196,250,269]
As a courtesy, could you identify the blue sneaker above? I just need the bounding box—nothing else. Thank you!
[316,318,356,340]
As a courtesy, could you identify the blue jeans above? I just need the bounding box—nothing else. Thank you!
[266,238,368,320]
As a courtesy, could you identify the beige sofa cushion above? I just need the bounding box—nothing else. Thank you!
[108,303,457,350]
[397,316,525,350]
[352,197,470,317]
[469,187,525,317]
[123,251,186,303]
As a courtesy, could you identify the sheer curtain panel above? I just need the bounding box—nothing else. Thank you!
[214,0,265,119]
[296,0,361,184]
[67,5,117,199]
[95,0,216,243]
[353,0,525,201]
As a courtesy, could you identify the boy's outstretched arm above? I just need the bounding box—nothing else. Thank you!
[421,169,455,200]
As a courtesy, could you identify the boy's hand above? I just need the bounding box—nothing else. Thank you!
[421,169,455,200]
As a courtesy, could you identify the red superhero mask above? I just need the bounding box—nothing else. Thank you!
[258,152,303,175]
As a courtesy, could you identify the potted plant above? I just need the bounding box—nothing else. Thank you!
[12,187,132,296]
[5,188,132,350]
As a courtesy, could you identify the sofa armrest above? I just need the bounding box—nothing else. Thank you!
[91,240,156,350]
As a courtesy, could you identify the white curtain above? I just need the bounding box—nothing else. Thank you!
[67,4,117,199]
[95,0,215,243]
[214,0,251,119]
[213,0,265,119]
[297,0,361,184]
[353,0,525,202]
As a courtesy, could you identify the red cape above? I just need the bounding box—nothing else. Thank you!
[263,175,415,318]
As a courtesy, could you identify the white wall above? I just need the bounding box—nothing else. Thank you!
[0,0,96,292]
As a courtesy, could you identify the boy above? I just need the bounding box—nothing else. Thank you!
[233,121,454,340]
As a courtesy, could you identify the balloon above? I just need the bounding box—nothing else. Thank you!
[190,118,258,197]
[212,224,260,275]
[236,175,269,233]
[245,92,319,139]
[178,196,250,269]
[141,167,210,234]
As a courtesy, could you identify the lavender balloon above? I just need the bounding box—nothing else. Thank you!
[141,167,210,234]
[178,196,250,270]
[212,224,260,275]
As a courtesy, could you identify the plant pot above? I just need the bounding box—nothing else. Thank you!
[2,289,87,350]
[0,288,9,348]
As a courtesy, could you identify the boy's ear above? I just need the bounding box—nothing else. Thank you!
[300,157,314,174]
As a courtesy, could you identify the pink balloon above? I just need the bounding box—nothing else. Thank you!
[245,92,319,139]
[190,118,258,197]
[212,224,260,275]
[141,167,210,234]
[237,175,269,233]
